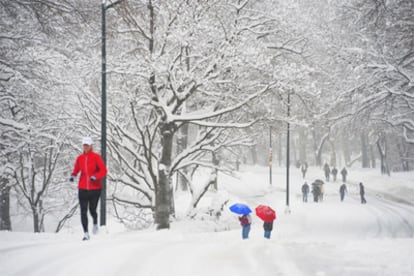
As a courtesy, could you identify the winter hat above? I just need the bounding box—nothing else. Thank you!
[82,136,93,145]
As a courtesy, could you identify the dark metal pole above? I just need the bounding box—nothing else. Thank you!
[269,125,272,186]
[100,1,107,226]
[286,91,290,208]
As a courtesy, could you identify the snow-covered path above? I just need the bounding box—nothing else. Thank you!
[1,166,414,276]
[0,231,298,276]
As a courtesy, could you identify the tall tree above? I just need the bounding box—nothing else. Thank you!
[0,0,89,232]
[78,0,279,229]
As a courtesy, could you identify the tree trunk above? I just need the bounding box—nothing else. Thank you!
[377,136,390,176]
[361,131,370,168]
[342,132,351,165]
[299,128,307,164]
[292,136,298,168]
[176,123,189,191]
[313,130,328,167]
[176,44,192,191]
[329,140,337,167]
[32,208,40,233]
[211,152,219,191]
[278,133,282,166]
[155,122,175,230]
[0,178,11,231]
[370,144,376,169]
[250,144,257,165]
[397,140,409,172]
[31,199,45,233]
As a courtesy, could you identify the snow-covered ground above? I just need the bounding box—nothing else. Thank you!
[1,165,413,276]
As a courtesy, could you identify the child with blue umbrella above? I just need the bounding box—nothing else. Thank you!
[229,203,252,239]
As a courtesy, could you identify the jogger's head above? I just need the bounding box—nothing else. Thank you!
[82,136,93,153]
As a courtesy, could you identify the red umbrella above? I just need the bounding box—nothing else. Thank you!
[255,205,276,222]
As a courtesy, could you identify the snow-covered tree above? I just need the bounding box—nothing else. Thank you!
[0,0,87,231]
[79,0,280,229]
[329,0,414,171]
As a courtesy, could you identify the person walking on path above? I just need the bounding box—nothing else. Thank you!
[311,182,320,202]
[331,167,338,182]
[263,221,274,239]
[339,183,347,201]
[341,167,348,182]
[359,182,367,204]
[301,162,308,179]
[319,184,324,202]
[70,137,107,241]
[323,163,330,182]
[239,213,252,239]
[301,182,310,202]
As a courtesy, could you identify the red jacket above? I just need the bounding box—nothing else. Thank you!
[71,151,107,190]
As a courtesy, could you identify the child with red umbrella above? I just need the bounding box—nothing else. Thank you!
[255,205,276,239]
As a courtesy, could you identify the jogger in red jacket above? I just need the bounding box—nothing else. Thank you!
[70,137,107,240]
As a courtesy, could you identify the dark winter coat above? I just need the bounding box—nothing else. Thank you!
[359,183,365,195]
[302,183,309,194]
[312,184,320,194]
[339,184,347,194]
[239,214,251,226]
[263,221,273,231]
[324,163,330,175]
[301,163,308,172]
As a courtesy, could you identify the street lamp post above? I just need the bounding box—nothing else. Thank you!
[269,125,272,186]
[286,91,291,212]
[100,0,123,227]
[100,0,107,228]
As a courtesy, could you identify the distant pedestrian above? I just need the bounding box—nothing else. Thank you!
[319,184,324,202]
[331,167,338,181]
[311,183,320,202]
[359,182,367,204]
[70,137,107,241]
[239,214,252,239]
[323,163,330,182]
[301,162,308,179]
[263,221,274,239]
[301,182,310,202]
[341,167,348,182]
[339,183,347,201]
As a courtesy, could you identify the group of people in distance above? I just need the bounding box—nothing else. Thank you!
[336,181,367,204]
[323,163,348,183]
[300,162,348,183]
[301,163,367,204]
[301,181,324,202]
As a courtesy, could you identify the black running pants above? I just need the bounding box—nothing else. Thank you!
[78,189,101,233]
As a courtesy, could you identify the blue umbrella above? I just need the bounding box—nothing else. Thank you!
[229,203,252,215]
